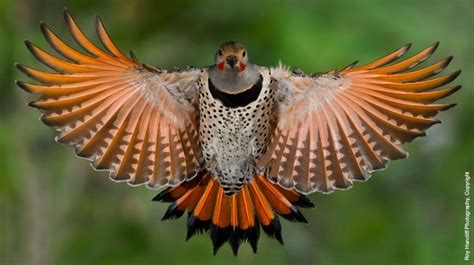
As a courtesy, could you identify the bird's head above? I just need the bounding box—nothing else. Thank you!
[214,41,248,73]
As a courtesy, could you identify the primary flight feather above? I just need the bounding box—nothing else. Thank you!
[17,10,461,255]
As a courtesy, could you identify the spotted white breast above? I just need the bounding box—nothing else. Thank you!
[198,68,274,194]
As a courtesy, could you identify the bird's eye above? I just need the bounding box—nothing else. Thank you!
[242,50,246,57]
[218,49,223,56]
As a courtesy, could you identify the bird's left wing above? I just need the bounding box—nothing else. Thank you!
[17,11,203,189]
[258,43,460,194]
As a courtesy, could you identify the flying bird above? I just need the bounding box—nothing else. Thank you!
[17,10,461,256]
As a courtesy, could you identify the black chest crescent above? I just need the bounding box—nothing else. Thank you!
[208,74,263,108]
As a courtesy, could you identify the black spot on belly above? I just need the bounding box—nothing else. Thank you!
[208,75,263,108]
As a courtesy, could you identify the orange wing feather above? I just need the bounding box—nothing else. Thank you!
[17,10,203,189]
[261,43,460,194]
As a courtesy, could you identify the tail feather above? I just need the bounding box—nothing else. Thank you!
[186,214,211,241]
[237,186,255,230]
[153,171,314,255]
[248,179,275,226]
[255,175,308,223]
[260,217,283,245]
[274,183,315,208]
[153,174,203,203]
[160,202,185,220]
[192,178,218,220]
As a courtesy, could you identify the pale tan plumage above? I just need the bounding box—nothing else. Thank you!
[17,10,460,255]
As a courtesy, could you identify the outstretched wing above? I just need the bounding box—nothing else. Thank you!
[258,43,460,194]
[17,11,203,189]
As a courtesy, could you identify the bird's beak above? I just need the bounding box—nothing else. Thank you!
[226,55,238,68]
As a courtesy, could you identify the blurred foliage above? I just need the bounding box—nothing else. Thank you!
[0,0,473,264]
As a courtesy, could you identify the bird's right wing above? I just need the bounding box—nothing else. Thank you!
[259,43,460,194]
[17,11,203,189]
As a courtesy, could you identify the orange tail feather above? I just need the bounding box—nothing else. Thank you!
[153,171,314,255]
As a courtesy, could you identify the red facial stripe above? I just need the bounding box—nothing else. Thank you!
[218,62,225,71]
[239,63,246,72]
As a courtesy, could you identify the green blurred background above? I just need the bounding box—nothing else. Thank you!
[0,0,472,264]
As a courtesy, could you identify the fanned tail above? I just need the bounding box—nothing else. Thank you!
[153,171,314,255]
